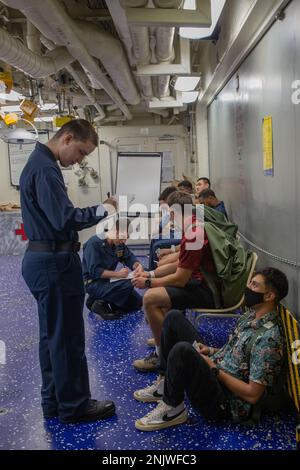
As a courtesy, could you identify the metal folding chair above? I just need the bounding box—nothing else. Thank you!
[186,252,258,327]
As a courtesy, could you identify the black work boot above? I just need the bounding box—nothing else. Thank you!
[59,399,116,424]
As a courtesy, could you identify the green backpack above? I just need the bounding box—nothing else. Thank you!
[194,206,253,308]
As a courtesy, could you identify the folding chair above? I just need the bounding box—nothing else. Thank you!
[186,252,258,328]
[278,304,300,450]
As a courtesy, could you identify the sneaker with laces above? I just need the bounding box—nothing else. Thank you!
[134,376,164,402]
[135,401,188,431]
[133,351,159,372]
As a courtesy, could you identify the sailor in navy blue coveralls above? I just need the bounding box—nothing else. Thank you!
[19,123,115,423]
[83,235,143,312]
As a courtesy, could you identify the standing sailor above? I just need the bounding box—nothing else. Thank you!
[20,119,116,423]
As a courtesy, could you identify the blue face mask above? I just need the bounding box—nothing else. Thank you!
[244,287,265,308]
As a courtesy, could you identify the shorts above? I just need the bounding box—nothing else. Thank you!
[165,278,215,310]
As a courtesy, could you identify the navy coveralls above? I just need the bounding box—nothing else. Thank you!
[82,235,143,311]
[20,142,107,420]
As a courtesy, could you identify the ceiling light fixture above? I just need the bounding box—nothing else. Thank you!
[0,103,58,113]
[181,91,199,103]
[179,0,226,40]
[0,118,39,144]
[0,89,25,102]
[174,76,201,92]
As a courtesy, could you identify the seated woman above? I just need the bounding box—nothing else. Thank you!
[83,218,144,319]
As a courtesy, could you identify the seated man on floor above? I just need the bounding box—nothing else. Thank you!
[83,218,144,319]
[134,268,289,431]
[148,186,182,271]
[132,191,216,371]
[198,188,229,220]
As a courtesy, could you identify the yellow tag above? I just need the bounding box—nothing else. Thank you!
[3,113,19,125]
[53,115,74,127]
[20,99,39,117]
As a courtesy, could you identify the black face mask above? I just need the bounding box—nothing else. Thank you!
[244,287,265,308]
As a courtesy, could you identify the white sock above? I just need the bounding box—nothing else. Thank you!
[157,377,165,395]
[155,345,160,357]
[164,401,185,416]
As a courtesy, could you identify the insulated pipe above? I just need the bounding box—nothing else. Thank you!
[75,20,140,105]
[37,0,132,119]
[153,0,183,99]
[65,66,105,120]
[26,21,40,54]
[120,0,153,99]
[0,26,74,77]
[40,36,105,120]
[2,0,140,110]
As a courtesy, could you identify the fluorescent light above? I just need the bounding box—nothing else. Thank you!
[1,128,38,144]
[0,105,22,112]
[174,76,200,91]
[0,90,25,102]
[41,103,58,111]
[0,117,39,144]
[182,91,199,103]
[34,116,54,122]
[0,102,58,113]
[180,0,226,39]
[183,0,196,9]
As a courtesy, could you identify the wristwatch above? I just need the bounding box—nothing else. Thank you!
[211,367,220,378]
[145,278,152,288]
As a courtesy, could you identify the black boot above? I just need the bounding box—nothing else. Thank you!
[85,295,94,311]
[60,399,116,423]
[91,300,123,320]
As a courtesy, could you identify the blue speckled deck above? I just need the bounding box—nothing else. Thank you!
[0,255,296,450]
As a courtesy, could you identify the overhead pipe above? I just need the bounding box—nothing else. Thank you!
[40,36,105,120]
[37,0,133,118]
[0,26,74,77]
[152,0,184,99]
[26,21,41,54]
[120,0,154,99]
[74,20,140,105]
[2,0,140,112]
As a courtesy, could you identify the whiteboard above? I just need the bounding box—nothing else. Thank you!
[115,152,162,213]
[8,131,49,187]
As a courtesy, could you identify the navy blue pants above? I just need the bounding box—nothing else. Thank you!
[22,251,90,420]
[87,279,143,312]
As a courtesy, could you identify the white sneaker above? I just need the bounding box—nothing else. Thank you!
[135,401,188,431]
[134,377,164,403]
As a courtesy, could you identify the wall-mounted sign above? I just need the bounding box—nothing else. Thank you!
[263,116,274,176]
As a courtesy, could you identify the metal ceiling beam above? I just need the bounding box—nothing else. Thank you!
[125,0,212,27]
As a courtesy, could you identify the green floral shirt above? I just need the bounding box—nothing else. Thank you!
[211,309,284,422]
